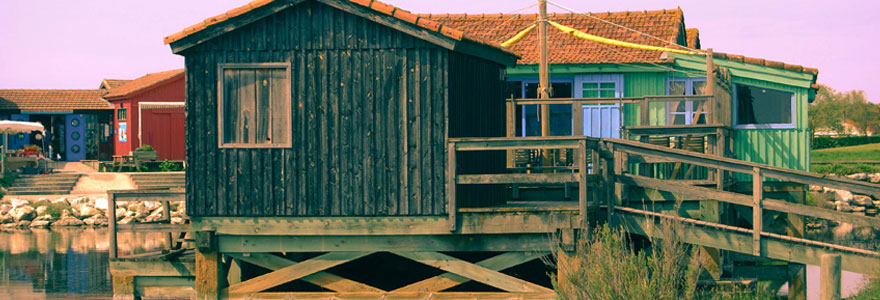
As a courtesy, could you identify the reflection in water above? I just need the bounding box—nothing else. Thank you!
[0,228,166,299]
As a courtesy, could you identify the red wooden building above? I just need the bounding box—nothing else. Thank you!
[104,69,185,161]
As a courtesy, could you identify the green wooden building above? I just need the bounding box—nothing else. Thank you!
[429,10,819,175]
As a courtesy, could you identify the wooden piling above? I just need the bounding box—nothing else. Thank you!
[195,231,221,300]
[820,254,842,300]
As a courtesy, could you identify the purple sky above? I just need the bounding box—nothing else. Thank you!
[1,0,878,103]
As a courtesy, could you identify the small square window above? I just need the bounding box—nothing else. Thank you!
[735,84,793,128]
[600,82,615,89]
[582,82,598,89]
[218,63,291,148]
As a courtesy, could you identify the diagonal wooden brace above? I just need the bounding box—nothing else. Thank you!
[226,251,372,295]
[393,251,549,293]
[226,252,384,293]
[391,251,552,293]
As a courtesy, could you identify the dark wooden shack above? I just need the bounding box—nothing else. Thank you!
[166,0,518,217]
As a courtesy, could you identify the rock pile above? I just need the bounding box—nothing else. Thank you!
[810,172,880,215]
[0,196,186,229]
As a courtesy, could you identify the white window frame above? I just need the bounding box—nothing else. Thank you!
[732,83,796,129]
[666,77,707,125]
[217,63,292,148]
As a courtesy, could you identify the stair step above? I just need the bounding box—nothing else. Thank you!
[7,190,73,195]
[8,185,75,190]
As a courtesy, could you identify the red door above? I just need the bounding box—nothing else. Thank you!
[141,107,185,161]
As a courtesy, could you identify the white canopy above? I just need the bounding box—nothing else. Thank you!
[0,120,45,134]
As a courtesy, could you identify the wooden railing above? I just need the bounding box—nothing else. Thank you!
[106,189,188,259]
[604,138,880,256]
[447,137,602,231]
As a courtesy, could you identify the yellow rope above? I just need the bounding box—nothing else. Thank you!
[548,21,702,56]
[500,24,537,48]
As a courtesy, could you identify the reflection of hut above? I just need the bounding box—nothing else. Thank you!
[0,90,114,161]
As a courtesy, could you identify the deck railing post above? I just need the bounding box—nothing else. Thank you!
[639,99,649,126]
[108,191,118,259]
[447,142,457,231]
[162,200,173,250]
[753,167,763,256]
[820,254,842,300]
[578,140,588,227]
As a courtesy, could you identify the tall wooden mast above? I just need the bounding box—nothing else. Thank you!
[538,0,551,137]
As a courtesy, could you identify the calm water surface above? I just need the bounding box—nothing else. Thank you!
[0,228,165,300]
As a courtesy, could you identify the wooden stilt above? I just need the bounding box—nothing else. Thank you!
[195,231,221,300]
[820,254,842,300]
[112,272,136,300]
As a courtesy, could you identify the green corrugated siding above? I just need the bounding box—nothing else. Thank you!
[731,76,811,180]
[624,72,667,126]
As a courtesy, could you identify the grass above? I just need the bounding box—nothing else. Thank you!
[812,143,880,162]
[812,163,880,175]
[32,200,72,219]
[552,224,780,300]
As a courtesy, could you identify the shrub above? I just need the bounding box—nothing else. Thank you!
[136,144,155,152]
[812,163,880,175]
[812,136,880,150]
[32,200,71,219]
[158,159,183,172]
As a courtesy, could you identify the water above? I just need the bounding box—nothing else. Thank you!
[0,228,166,300]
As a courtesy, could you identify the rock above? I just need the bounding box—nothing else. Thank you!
[854,227,876,240]
[852,205,867,212]
[51,216,83,226]
[35,206,48,216]
[144,201,161,211]
[16,220,30,227]
[869,173,880,183]
[836,202,854,212]
[0,214,13,224]
[809,185,823,192]
[10,199,29,208]
[51,197,68,205]
[874,201,880,207]
[806,221,825,230]
[83,214,107,226]
[10,205,36,222]
[94,198,108,211]
[78,205,102,218]
[61,209,73,218]
[833,190,853,203]
[170,217,184,224]
[853,195,874,207]
[846,173,867,181]
[118,216,136,225]
[29,220,51,227]
[115,208,127,220]
[0,204,11,215]
[833,222,853,240]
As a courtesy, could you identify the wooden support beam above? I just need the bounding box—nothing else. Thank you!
[789,262,806,300]
[820,254,842,300]
[392,251,552,293]
[457,173,578,184]
[226,251,372,295]
[753,167,763,256]
[241,292,558,299]
[112,272,136,300]
[447,142,457,232]
[226,253,383,293]
[393,252,548,293]
[195,231,221,300]
[578,140,588,226]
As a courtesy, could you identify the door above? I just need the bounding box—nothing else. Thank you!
[65,114,86,161]
[575,74,623,138]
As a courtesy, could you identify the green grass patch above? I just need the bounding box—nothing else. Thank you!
[32,200,71,219]
[812,163,880,175]
[812,143,880,162]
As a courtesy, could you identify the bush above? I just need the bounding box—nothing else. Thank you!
[553,224,779,300]
[136,144,155,152]
[812,163,880,175]
[158,159,184,172]
[32,200,71,219]
[812,136,880,150]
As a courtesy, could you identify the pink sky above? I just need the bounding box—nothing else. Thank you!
[1,0,878,103]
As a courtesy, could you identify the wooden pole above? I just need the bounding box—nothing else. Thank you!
[108,191,118,259]
[820,254,842,300]
[752,167,763,256]
[195,231,221,300]
[538,0,551,135]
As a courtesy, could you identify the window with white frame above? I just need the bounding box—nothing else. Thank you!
[218,63,291,148]
[667,77,707,125]
[734,84,794,129]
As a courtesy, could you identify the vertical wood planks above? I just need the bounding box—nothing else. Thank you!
[753,167,763,256]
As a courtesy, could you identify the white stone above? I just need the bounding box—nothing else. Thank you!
[51,216,83,226]
[35,206,48,216]
[853,195,874,207]
[869,173,880,183]
[809,185,824,192]
[51,197,68,205]
[0,204,12,215]
[115,208,127,220]
[10,199,29,208]
[852,205,867,212]
[171,217,184,224]
[846,173,867,181]
[0,214,14,224]
[78,205,101,218]
[94,198,108,211]
[854,227,876,240]
[29,220,51,227]
[833,190,853,203]
[836,203,854,212]
[10,205,35,222]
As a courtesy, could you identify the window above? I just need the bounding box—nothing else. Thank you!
[734,84,794,129]
[218,63,291,147]
[666,78,707,125]
[581,81,618,98]
[576,74,623,138]
[117,104,127,121]
[515,81,573,136]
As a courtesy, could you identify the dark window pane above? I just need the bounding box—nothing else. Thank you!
[550,104,572,136]
[692,81,707,95]
[525,83,539,99]
[551,82,572,98]
[583,82,598,89]
[506,81,523,99]
[736,85,793,125]
[583,90,598,98]
[600,90,616,98]
[600,82,615,89]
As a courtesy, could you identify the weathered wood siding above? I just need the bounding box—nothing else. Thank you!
[183,1,506,217]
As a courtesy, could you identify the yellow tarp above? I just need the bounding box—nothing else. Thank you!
[548,21,701,56]
[500,24,536,48]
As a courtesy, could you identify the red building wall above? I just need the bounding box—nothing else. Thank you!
[109,75,185,160]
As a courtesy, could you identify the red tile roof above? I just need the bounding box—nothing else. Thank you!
[100,79,132,90]
[686,28,700,50]
[423,10,690,65]
[710,51,818,75]
[163,0,514,57]
[0,89,112,112]
[104,69,184,99]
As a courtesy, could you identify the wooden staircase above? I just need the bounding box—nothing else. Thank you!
[7,173,83,195]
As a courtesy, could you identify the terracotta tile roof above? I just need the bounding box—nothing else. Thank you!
[0,89,112,112]
[423,9,689,65]
[163,0,514,57]
[685,28,700,50]
[104,69,185,99]
[100,79,132,90]
[711,51,818,75]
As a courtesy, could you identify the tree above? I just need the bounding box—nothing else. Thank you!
[809,84,878,136]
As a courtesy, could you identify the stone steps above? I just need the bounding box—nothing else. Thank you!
[6,173,82,195]
[129,173,185,190]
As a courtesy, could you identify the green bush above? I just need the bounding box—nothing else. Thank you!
[812,136,880,150]
[32,200,72,219]
[812,163,880,175]
[136,144,155,152]
[158,159,184,172]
